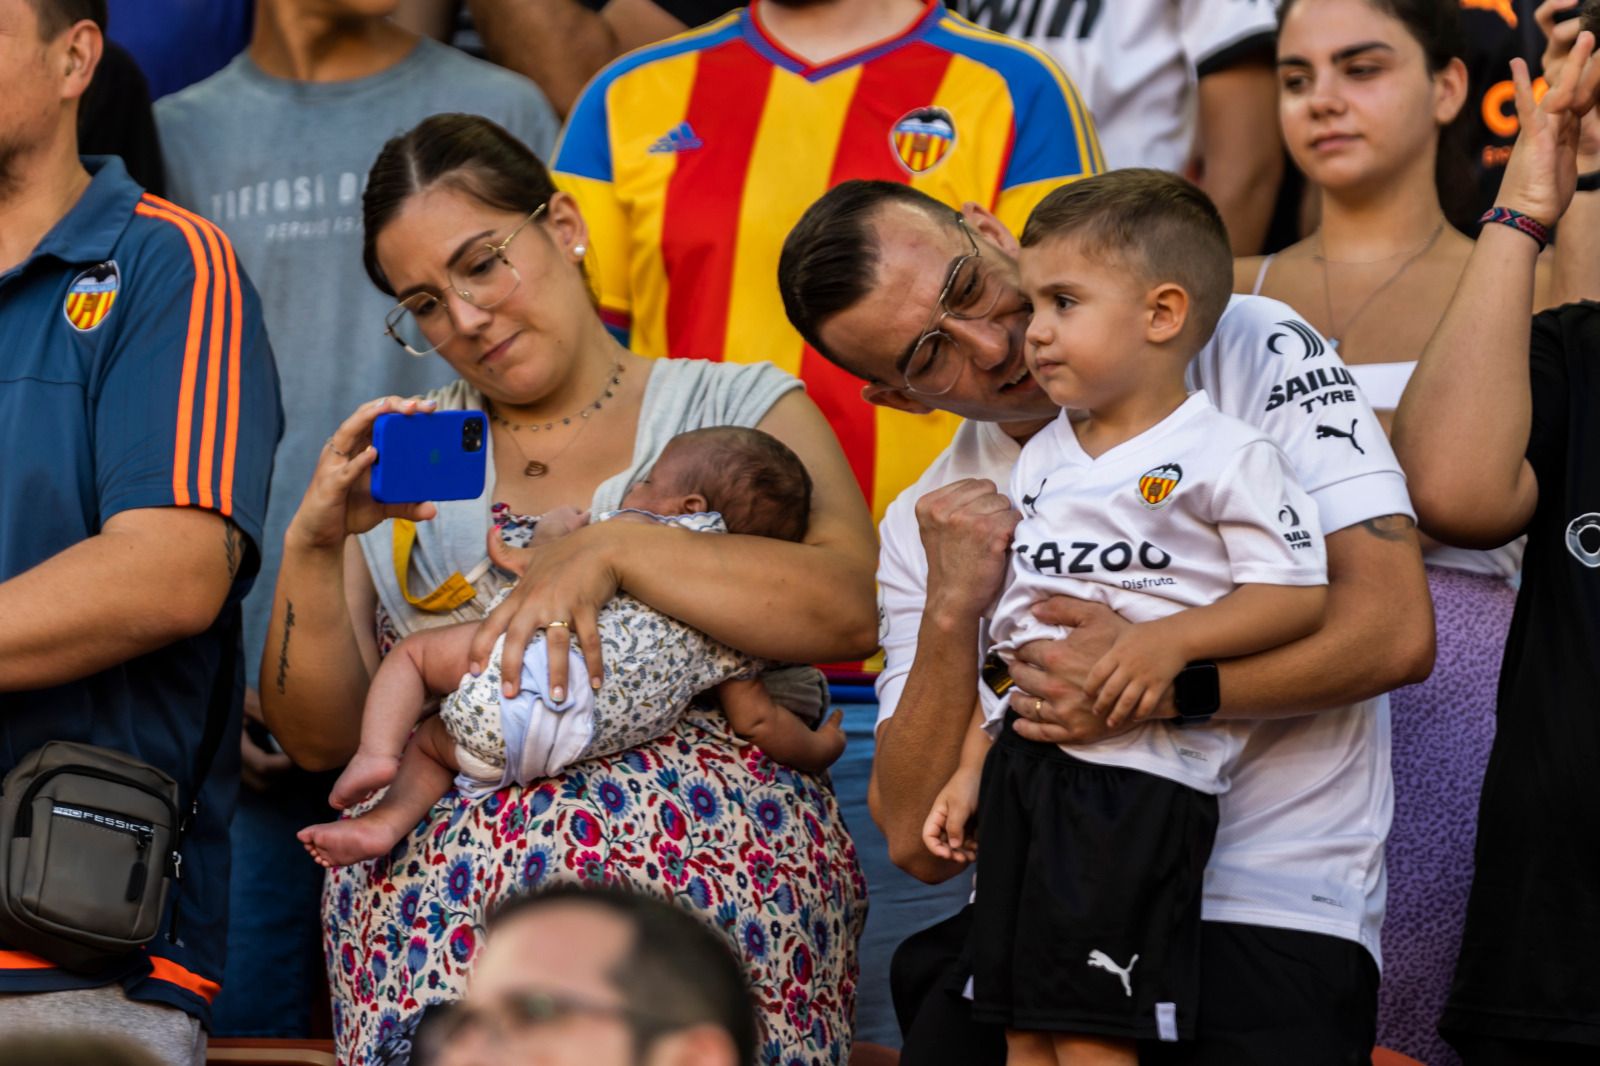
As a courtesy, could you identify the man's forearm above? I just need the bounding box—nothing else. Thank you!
[1212,517,1433,719]
[1195,62,1283,256]
[0,508,235,691]
[468,0,689,116]
[869,606,983,884]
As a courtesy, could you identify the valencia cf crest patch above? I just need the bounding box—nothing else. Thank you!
[1138,463,1183,508]
[64,261,119,333]
[891,107,957,175]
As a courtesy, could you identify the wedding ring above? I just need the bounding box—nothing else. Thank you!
[1033,697,1045,715]
[545,620,572,631]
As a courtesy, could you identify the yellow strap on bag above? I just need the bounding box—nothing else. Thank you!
[392,519,477,613]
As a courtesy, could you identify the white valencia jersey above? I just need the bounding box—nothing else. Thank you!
[953,0,1279,172]
[876,294,1412,965]
[986,393,1326,794]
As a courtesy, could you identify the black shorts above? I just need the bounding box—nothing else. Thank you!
[968,720,1218,1041]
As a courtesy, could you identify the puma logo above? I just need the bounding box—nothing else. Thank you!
[1022,477,1047,517]
[1086,949,1139,997]
[1315,419,1366,455]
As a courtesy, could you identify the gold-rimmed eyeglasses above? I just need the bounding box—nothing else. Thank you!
[383,203,548,357]
[901,215,1008,397]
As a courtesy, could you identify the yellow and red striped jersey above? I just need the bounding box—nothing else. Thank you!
[555,0,1103,518]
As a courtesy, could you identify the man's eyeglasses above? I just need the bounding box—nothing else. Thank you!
[428,988,682,1046]
[383,203,548,357]
[901,215,1008,397]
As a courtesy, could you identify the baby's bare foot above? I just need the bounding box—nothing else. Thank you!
[297,818,405,868]
[328,751,402,810]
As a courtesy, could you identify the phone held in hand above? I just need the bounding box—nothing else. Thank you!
[371,410,488,503]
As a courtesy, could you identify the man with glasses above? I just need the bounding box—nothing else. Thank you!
[413,885,755,1066]
[777,180,1435,1064]
[152,0,557,1041]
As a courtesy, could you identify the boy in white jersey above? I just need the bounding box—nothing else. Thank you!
[921,170,1329,1065]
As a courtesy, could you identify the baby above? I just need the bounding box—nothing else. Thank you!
[300,426,844,867]
[923,171,1328,1065]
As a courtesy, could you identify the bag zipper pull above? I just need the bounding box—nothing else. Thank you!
[167,850,183,944]
[124,828,152,902]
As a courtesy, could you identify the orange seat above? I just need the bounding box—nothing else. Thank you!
[1373,1048,1426,1066]
[207,1038,337,1066]
[850,1041,900,1066]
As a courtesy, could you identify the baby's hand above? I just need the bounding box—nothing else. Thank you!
[811,708,848,770]
[1084,624,1186,728]
[531,506,590,542]
[921,769,981,865]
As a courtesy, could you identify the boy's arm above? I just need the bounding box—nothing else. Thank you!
[1088,583,1327,726]
[718,677,846,774]
[922,703,993,864]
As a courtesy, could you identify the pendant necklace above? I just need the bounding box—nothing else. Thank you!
[487,357,625,478]
[1314,219,1445,351]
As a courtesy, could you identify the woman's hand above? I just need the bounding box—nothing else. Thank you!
[469,522,622,700]
[1538,1,1600,166]
[1497,33,1600,228]
[285,396,439,552]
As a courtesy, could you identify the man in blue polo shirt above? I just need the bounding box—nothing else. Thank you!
[0,2,281,1062]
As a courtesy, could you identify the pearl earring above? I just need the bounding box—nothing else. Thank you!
[574,244,587,259]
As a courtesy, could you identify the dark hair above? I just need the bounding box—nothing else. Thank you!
[661,426,812,543]
[27,0,105,35]
[488,885,759,1065]
[778,180,957,373]
[362,113,558,296]
[1278,0,1474,230]
[1020,169,1233,348]
[1584,0,1600,39]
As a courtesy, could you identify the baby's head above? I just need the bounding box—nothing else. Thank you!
[1016,169,1232,411]
[620,427,812,542]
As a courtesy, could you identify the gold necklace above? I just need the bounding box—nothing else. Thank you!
[487,358,624,478]
[1314,220,1445,350]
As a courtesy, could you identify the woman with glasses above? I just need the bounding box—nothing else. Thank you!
[258,113,877,1066]
[1231,2,1592,1062]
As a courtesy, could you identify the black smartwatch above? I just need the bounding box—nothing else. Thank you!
[1172,660,1220,724]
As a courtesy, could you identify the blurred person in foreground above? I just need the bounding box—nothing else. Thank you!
[414,885,755,1066]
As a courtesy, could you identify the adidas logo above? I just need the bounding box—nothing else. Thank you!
[649,122,704,154]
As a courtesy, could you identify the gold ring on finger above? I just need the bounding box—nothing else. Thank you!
[1034,697,1045,715]
[545,620,572,631]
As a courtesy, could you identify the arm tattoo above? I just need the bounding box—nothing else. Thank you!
[1358,514,1417,542]
[222,520,244,580]
[274,600,295,695]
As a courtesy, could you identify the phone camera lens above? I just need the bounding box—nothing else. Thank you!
[463,416,485,452]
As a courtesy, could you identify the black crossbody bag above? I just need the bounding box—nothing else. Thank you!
[0,629,234,972]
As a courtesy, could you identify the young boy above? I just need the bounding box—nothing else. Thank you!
[922,170,1329,1064]
[300,426,844,868]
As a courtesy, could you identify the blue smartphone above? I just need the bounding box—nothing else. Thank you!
[370,410,487,504]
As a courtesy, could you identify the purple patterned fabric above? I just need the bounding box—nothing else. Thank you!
[1378,565,1513,1066]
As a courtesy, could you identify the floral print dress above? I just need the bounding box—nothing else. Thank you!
[324,507,869,1065]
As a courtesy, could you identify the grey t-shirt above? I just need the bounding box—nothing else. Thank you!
[155,38,559,683]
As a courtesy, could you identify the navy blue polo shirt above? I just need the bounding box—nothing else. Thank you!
[0,157,281,1024]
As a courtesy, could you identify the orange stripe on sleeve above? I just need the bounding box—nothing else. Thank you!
[134,198,213,509]
[146,194,232,513]
[218,231,243,516]
[147,955,222,1003]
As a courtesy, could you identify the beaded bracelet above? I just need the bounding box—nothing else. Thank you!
[1479,206,1553,250]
